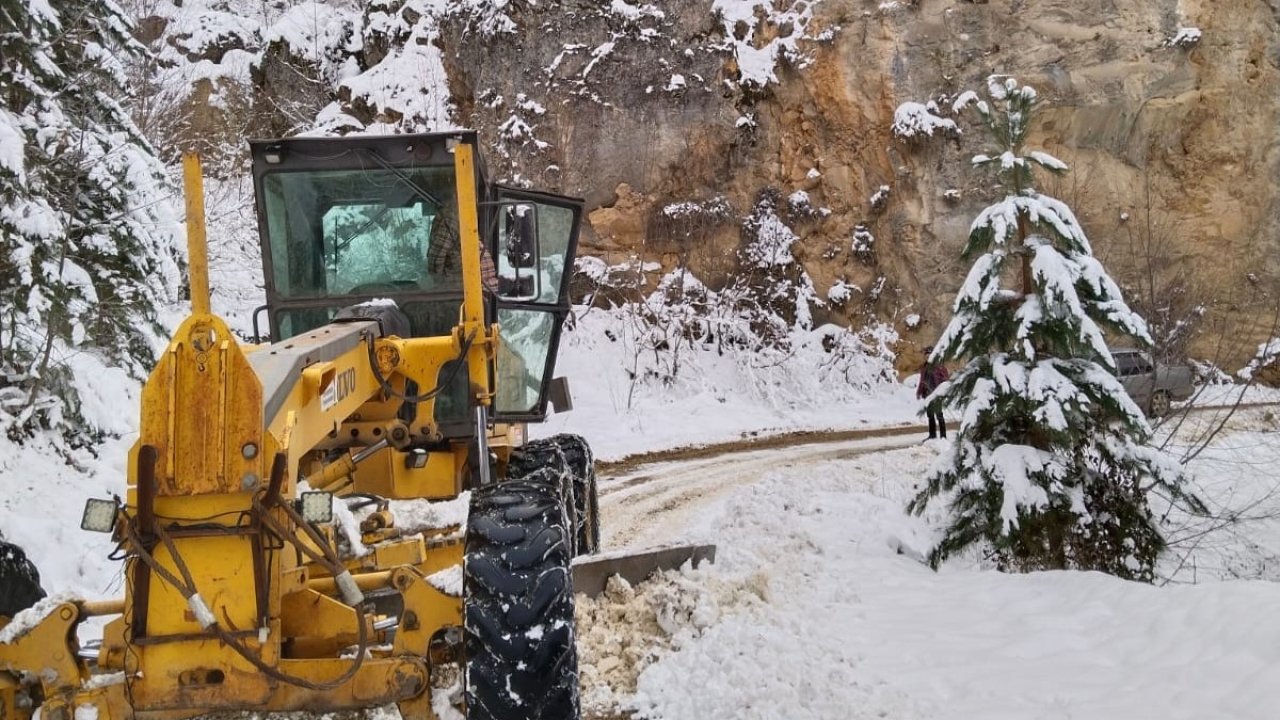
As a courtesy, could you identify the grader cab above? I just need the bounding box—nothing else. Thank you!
[0,132,597,720]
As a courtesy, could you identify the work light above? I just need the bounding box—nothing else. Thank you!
[299,491,334,524]
[81,498,118,533]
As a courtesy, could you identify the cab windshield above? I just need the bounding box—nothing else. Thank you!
[261,166,461,301]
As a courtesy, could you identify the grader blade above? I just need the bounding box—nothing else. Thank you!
[572,544,716,597]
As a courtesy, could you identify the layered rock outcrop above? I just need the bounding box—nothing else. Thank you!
[436,0,1279,366]
[142,0,1280,368]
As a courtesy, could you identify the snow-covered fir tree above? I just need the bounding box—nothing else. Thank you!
[0,0,180,440]
[907,76,1202,581]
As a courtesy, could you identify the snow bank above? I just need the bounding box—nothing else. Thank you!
[537,307,914,460]
[584,440,1280,719]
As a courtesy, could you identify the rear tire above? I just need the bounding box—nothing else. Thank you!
[464,476,579,720]
[508,434,600,556]
[1149,390,1171,417]
[0,539,45,618]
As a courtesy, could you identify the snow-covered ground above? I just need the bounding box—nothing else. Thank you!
[538,308,916,461]
[577,408,1280,720]
[2,322,1279,719]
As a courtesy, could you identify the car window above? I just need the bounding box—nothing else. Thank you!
[1115,354,1135,376]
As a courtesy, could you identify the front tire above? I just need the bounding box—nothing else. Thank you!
[0,538,45,619]
[508,434,600,556]
[464,476,579,720]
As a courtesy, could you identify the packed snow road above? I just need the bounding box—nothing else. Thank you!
[596,433,925,553]
[576,414,1280,720]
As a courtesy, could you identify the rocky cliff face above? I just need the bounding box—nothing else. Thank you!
[141,0,1280,368]
[430,0,1279,367]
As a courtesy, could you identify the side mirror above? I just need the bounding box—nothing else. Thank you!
[504,204,537,269]
[496,202,540,301]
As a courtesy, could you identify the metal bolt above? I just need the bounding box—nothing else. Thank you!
[241,473,260,490]
[241,442,259,459]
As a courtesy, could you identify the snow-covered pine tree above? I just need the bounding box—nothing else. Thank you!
[0,0,179,440]
[907,76,1202,581]
[735,187,819,347]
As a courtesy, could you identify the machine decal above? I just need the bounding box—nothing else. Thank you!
[321,367,357,411]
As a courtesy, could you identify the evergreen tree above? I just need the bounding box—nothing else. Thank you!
[907,76,1202,581]
[0,0,180,440]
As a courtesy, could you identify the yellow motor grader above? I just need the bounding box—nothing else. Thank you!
[0,132,598,720]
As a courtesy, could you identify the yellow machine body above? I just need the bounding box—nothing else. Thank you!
[0,132,583,720]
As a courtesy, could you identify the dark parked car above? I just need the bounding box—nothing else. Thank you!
[1112,348,1194,416]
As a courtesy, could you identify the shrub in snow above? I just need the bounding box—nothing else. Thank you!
[1162,27,1202,49]
[827,280,858,307]
[570,256,647,308]
[891,102,959,143]
[1189,359,1234,387]
[255,3,361,135]
[0,0,181,441]
[648,196,735,252]
[660,197,734,222]
[1239,338,1280,386]
[586,190,831,391]
[583,265,895,408]
[737,188,820,343]
[311,0,461,133]
[786,190,820,220]
[869,184,891,212]
[851,224,875,261]
[907,76,1203,582]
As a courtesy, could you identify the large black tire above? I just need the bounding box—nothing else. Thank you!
[1149,390,1171,417]
[576,474,600,556]
[0,539,46,618]
[508,434,600,556]
[464,475,579,720]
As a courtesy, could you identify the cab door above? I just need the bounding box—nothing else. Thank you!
[489,187,583,422]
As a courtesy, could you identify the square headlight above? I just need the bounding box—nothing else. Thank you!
[299,491,333,524]
[81,498,118,533]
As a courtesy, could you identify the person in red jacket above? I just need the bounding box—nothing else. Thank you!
[917,345,950,440]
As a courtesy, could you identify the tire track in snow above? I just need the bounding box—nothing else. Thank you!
[597,434,925,553]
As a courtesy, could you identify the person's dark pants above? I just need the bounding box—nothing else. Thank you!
[927,402,946,439]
